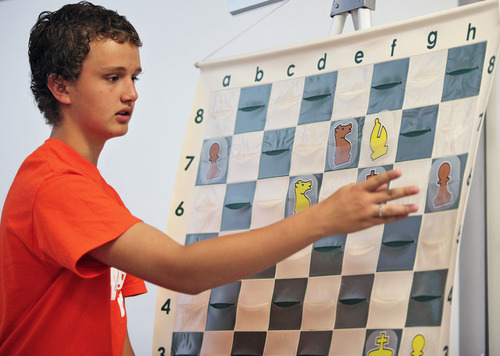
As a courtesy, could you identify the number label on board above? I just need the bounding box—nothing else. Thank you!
[185,155,195,171]
[161,299,171,314]
[194,108,204,124]
[175,202,184,216]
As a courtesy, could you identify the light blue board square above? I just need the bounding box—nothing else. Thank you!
[220,181,256,231]
[234,84,272,134]
[367,58,410,114]
[258,127,295,179]
[442,42,486,102]
[298,71,337,125]
[396,105,438,162]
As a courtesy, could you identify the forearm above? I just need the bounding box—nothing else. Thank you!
[91,209,323,295]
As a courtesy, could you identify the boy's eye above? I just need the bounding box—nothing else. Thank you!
[106,75,119,82]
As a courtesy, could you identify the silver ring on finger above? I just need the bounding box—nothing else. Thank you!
[378,203,383,218]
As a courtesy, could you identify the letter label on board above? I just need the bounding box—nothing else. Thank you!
[467,23,476,41]
[355,50,364,64]
[427,31,438,49]
[318,53,327,71]
[255,66,264,82]
[391,39,397,57]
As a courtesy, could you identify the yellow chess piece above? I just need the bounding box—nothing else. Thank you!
[294,180,312,214]
[368,332,393,356]
[370,118,388,160]
[411,334,425,356]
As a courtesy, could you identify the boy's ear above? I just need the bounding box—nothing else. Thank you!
[47,74,71,105]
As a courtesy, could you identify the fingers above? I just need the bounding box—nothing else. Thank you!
[370,184,419,223]
[357,169,419,204]
[366,169,419,222]
[374,183,389,193]
[361,169,402,192]
[375,202,418,220]
[373,184,420,204]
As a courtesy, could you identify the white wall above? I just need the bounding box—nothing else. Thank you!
[1,1,482,355]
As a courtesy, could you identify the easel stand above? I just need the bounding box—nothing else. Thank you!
[329,0,376,35]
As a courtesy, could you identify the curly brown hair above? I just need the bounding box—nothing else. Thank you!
[28,1,142,126]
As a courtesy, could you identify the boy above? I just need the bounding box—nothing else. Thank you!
[0,2,418,355]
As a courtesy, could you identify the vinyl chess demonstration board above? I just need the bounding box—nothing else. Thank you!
[153,2,500,355]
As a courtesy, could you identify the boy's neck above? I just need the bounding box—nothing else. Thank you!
[50,125,104,166]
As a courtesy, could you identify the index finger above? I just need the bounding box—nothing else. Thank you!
[360,169,402,192]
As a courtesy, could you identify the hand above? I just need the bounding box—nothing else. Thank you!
[310,169,419,236]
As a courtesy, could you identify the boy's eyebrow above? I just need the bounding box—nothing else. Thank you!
[102,66,143,75]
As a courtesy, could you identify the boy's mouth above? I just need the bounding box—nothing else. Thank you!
[115,108,133,122]
[116,107,133,116]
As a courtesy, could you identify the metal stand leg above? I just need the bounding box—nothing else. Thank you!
[329,12,348,35]
[329,0,375,35]
[351,7,372,30]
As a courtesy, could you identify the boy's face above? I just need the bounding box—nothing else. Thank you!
[64,39,142,144]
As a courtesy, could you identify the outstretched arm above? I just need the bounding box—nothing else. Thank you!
[89,169,418,295]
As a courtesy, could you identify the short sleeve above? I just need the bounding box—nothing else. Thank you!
[33,172,142,277]
[123,274,148,298]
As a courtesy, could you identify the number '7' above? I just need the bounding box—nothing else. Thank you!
[185,156,195,171]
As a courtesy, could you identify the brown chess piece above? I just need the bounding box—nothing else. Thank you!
[366,169,378,180]
[434,162,452,207]
[206,143,221,179]
[334,123,352,166]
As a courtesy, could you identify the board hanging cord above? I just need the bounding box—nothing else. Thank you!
[195,0,291,68]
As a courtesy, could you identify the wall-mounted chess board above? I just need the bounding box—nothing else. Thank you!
[153,1,500,354]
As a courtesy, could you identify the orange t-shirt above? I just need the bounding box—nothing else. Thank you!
[0,139,146,355]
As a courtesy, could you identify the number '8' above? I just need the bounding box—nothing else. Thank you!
[194,109,204,124]
[488,55,496,74]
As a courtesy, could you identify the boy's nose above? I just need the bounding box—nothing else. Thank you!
[122,80,138,102]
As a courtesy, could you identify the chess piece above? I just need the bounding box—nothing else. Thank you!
[370,118,388,160]
[411,334,425,356]
[434,162,452,207]
[334,123,353,166]
[294,179,312,214]
[366,169,378,180]
[368,332,393,356]
[206,143,221,180]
